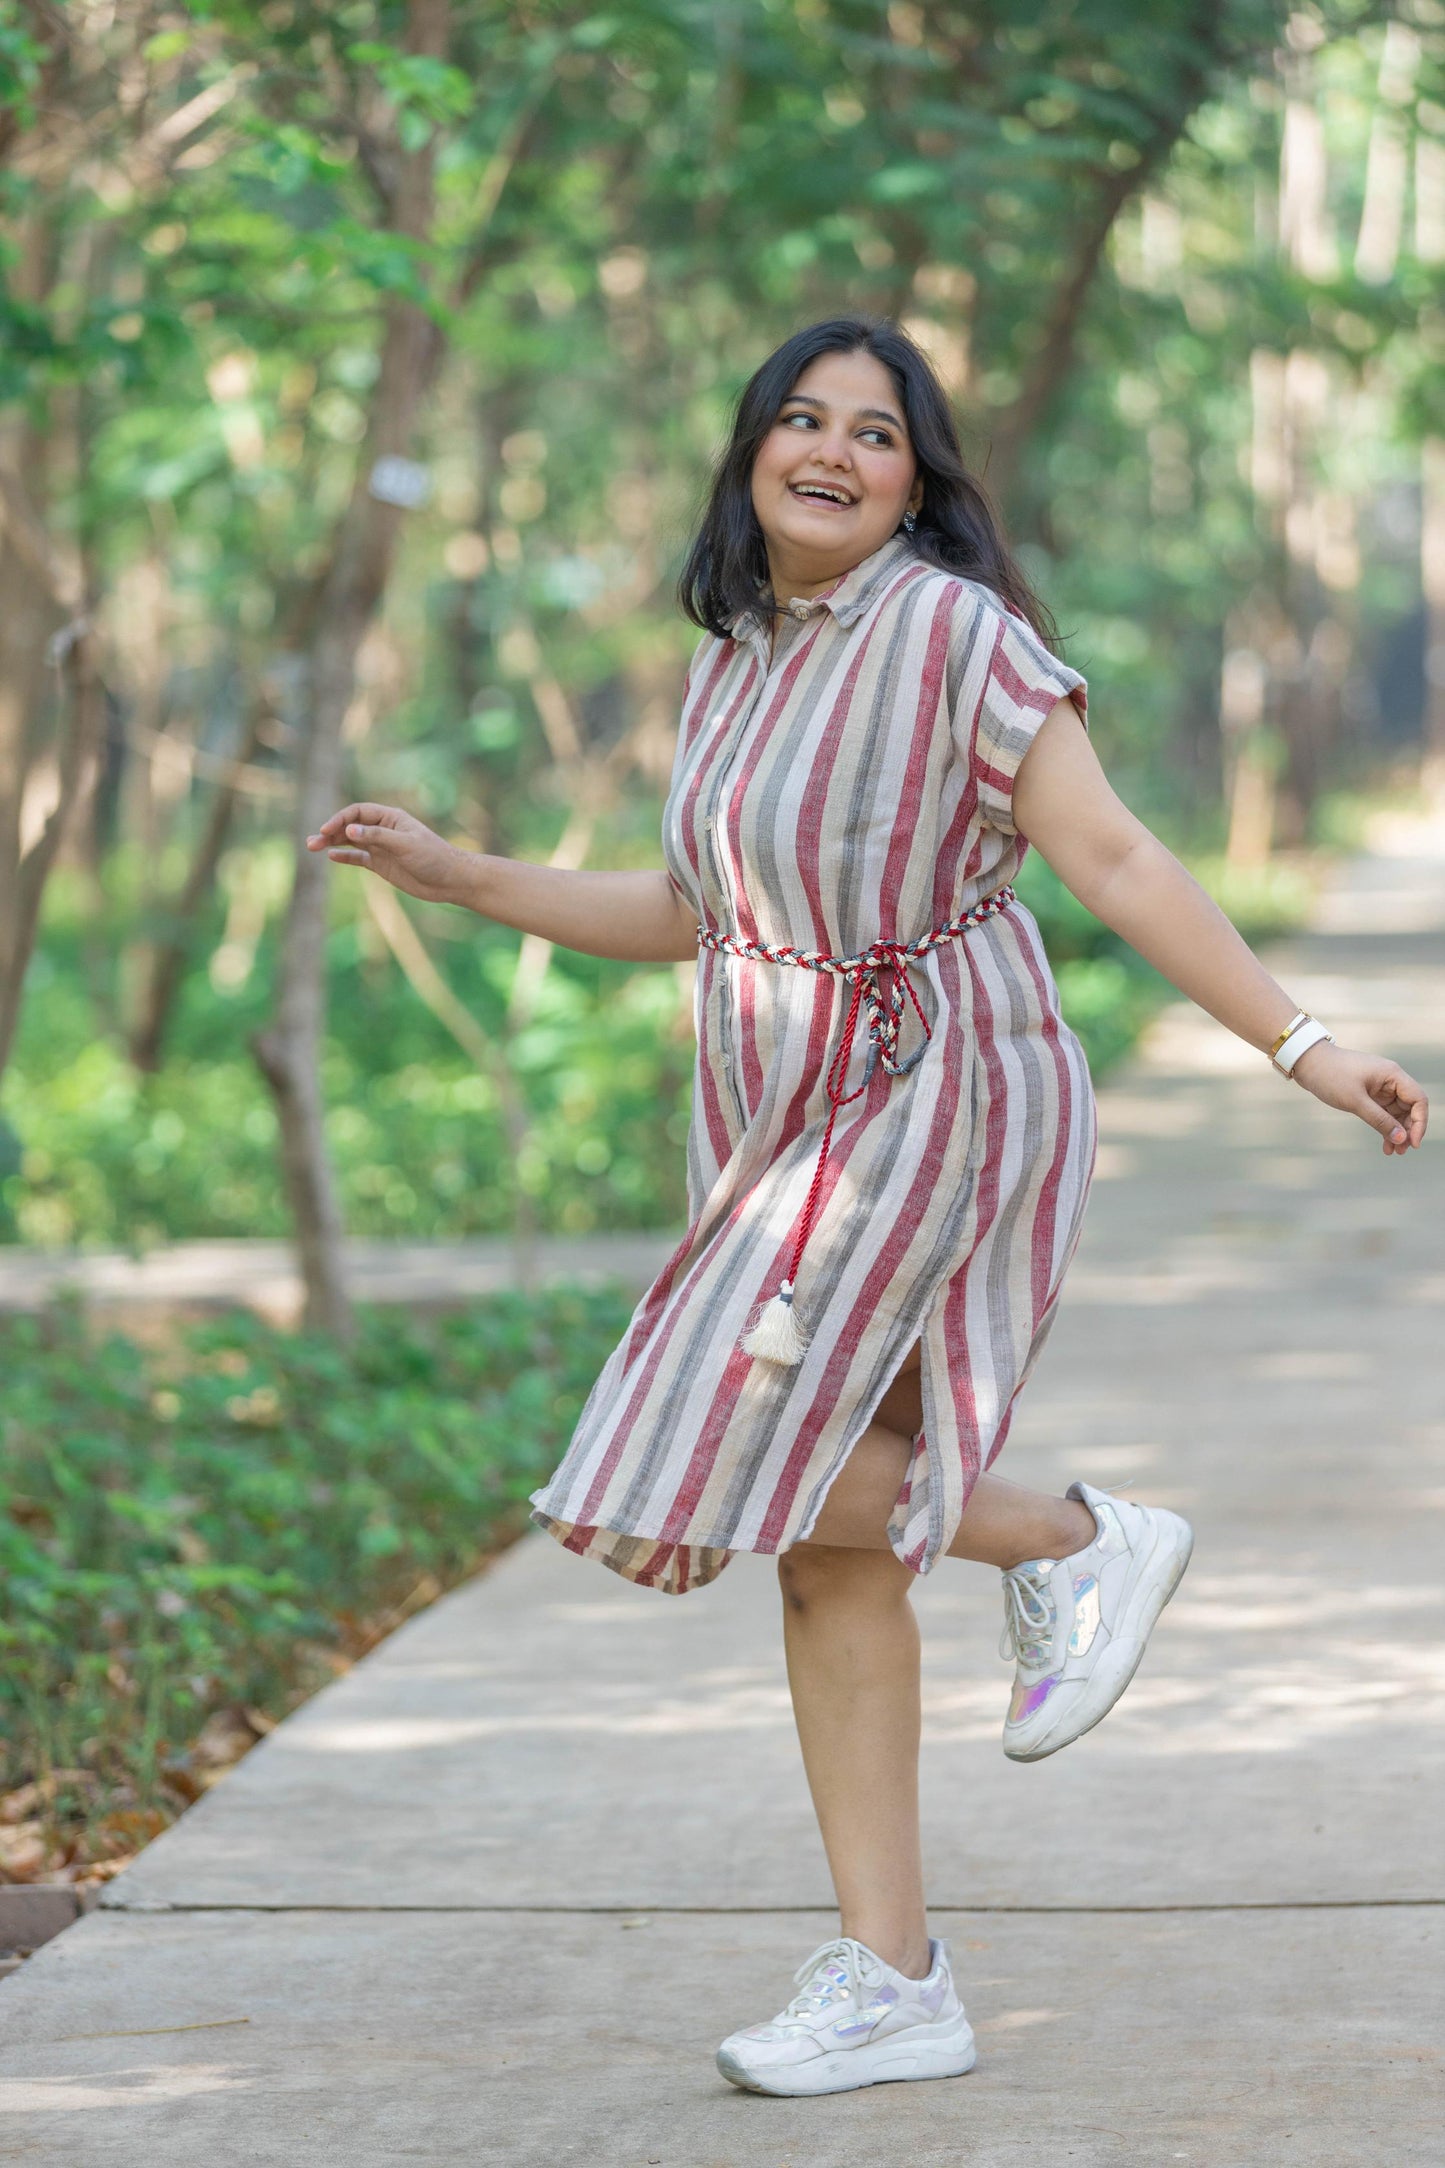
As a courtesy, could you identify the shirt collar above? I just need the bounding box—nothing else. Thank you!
[729,534,920,645]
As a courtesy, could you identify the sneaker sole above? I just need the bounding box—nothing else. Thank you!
[1003,1510,1195,1764]
[716,2017,977,2097]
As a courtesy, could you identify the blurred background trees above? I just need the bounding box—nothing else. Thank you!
[0,0,1438,1301]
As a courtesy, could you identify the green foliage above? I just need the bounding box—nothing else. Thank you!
[0,1285,634,1828]
[0,841,1317,1250]
[3,857,695,1247]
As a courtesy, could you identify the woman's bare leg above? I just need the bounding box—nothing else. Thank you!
[804,1340,1092,1564]
[777,1542,932,1981]
[774,1342,1091,1985]
[804,1419,1094,1567]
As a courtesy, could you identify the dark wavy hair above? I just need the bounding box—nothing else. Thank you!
[678,315,1056,648]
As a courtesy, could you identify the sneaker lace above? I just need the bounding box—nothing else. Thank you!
[781,1937,869,2021]
[999,1563,1057,1667]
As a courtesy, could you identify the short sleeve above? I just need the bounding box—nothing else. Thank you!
[956,598,1088,837]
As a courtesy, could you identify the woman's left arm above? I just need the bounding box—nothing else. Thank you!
[1012,698,1430,1157]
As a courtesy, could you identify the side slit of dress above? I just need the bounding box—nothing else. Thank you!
[786,1311,952,1563]
[779,1333,929,1553]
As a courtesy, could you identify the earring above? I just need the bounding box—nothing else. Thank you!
[902,510,917,534]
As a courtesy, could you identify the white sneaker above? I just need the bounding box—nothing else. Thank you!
[715,1935,976,2097]
[1000,1479,1193,1763]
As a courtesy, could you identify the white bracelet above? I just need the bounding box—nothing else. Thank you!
[1272,1017,1334,1076]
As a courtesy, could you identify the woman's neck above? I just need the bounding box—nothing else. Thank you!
[764,547,852,608]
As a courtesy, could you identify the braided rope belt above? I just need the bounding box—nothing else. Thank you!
[696,882,1017,1362]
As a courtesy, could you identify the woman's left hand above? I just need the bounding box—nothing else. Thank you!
[1290,1042,1429,1155]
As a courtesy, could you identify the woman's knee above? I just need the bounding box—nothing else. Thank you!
[777,1542,909,1616]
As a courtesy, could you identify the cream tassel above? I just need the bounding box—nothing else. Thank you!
[741,1280,808,1366]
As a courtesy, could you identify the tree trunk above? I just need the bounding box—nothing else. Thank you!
[252,0,450,1340]
[0,538,57,1076]
[0,437,103,1082]
[0,617,105,1079]
[985,2,1229,508]
[130,697,267,1072]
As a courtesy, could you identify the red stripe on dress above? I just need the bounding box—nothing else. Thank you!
[720,623,831,1109]
[692,950,738,1180]
[932,932,1011,1490]
[984,1092,1096,1481]
[652,1339,767,1538]
[974,760,1014,799]
[687,638,736,733]
[570,1185,761,1530]
[793,613,888,944]
[632,1537,677,1588]
[933,601,1002,919]
[991,636,1068,714]
[777,607,900,1158]
[724,624,831,940]
[879,587,953,939]
[1011,915,1076,1316]
[680,662,760,933]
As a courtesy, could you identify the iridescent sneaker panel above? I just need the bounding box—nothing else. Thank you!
[1000,1481,1193,1762]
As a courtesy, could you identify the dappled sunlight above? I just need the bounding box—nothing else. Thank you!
[1067,1443,1161,1480]
[1068,1263,1281,1302]
[975,2007,1066,2034]
[1097,1087,1222,1136]
[1106,1644,1445,1757]
[1171,1572,1438,1629]
[1137,1013,1265,1076]
[0,2064,251,2111]
[294,1671,798,1752]
[921,1565,1445,1758]
[1247,1352,1377,1387]
[1088,1142,1138,1181]
[293,1556,1445,1762]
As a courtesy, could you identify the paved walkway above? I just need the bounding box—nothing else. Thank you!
[2,817,1443,2165]
[0,1233,674,1324]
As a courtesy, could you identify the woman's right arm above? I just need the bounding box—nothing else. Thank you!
[306,802,699,964]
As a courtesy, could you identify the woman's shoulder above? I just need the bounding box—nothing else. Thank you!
[909,568,1084,723]
[897,562,1025,642]
[899,567,1041,678]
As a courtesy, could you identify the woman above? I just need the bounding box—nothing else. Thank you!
[309,317,1428,2098]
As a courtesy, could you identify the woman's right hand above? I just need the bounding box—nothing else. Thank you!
[306,803,468,905]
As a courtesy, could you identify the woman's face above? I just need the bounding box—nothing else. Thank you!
[750,348,923,595]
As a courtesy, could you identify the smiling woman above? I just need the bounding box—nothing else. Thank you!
[750,353,923,591]
[306,312,1426,2104]
[677,315,1052,644]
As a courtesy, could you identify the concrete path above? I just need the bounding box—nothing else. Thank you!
[0,1233,675,1326]
[3,816,1443,2165]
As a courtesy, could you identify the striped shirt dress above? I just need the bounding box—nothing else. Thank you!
[530,534,1095,1595]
